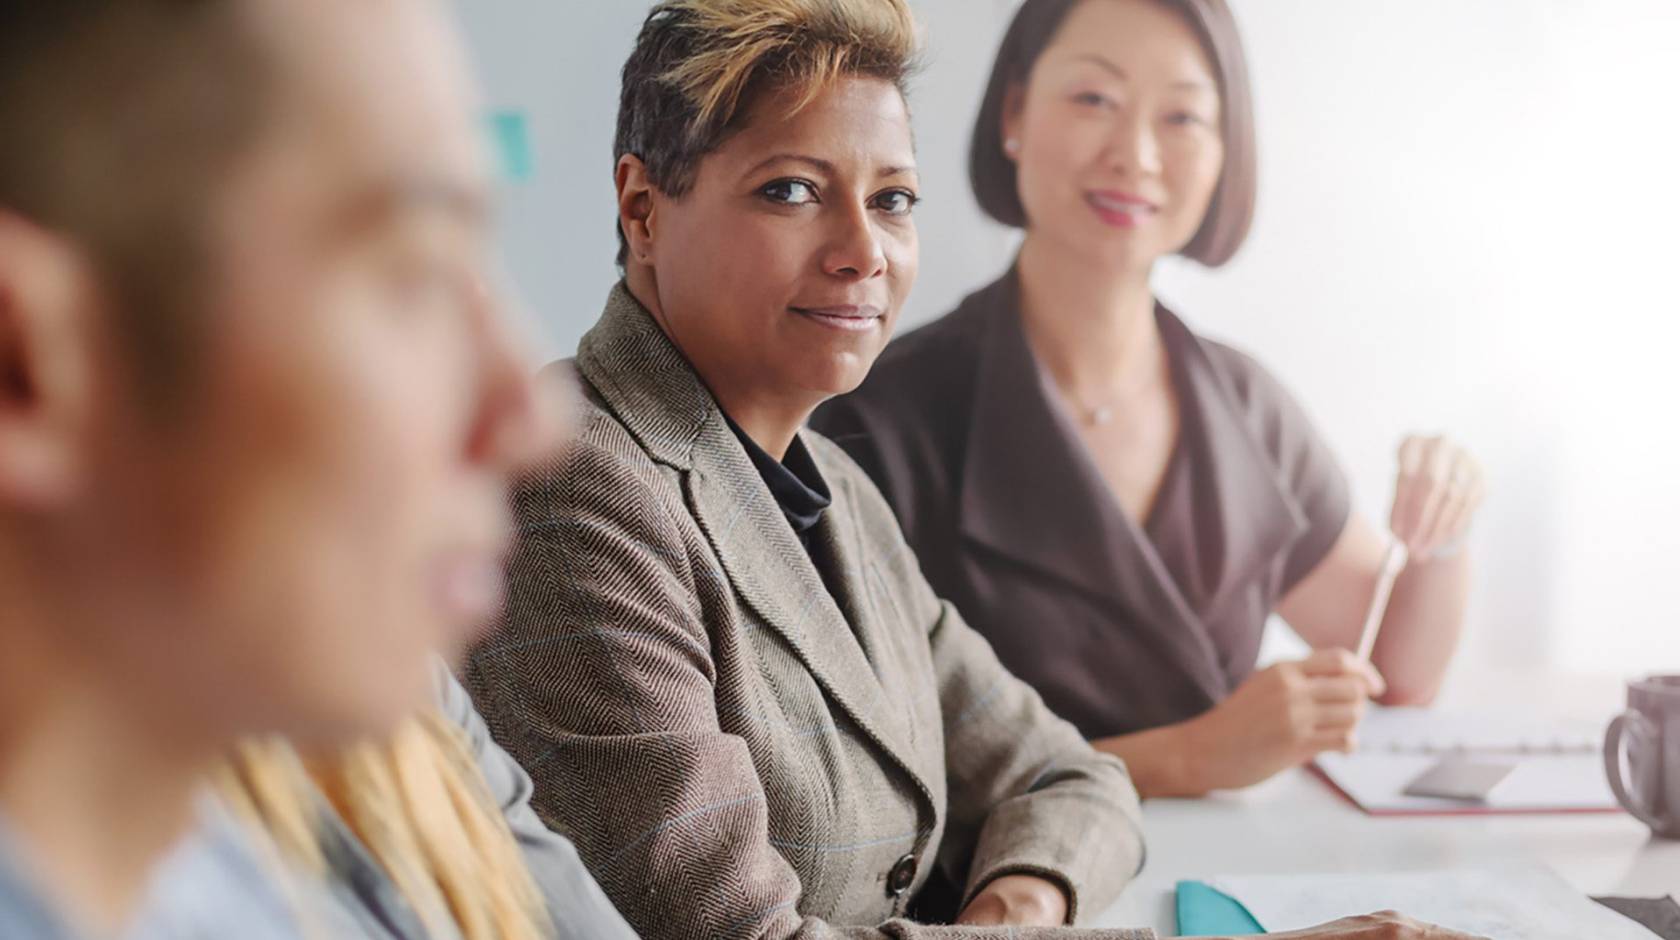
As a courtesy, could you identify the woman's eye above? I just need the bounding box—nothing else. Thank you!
[873,189,919,217]
[760,179,818,206]
[1166,110,1211,128]
[1072,90,1114,109]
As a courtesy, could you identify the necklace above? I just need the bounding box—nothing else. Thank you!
[1086,404,1118,426]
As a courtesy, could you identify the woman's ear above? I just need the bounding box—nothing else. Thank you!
[615,154,658,266]
[1000,81,1026,162]
[0,212,99,509]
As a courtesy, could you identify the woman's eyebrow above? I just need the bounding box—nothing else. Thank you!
[741,153,917,181]
[1070,52,1128,80]
[742,153,836,178]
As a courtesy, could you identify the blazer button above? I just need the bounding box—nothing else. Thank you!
[886,853,917,897]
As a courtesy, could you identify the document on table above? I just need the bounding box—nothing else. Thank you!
[1206,865,1656,940]
[1352,706,1601,754]
[1313,705,1619,814]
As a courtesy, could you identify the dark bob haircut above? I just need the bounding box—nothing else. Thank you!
[969,0,1256,267]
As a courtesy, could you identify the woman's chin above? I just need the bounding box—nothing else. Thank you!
[787,356,878,404]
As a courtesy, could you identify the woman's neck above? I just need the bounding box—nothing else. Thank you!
[1016,233,1166,404]
[625,270,812,460]
[711,389,811,461]
[0,588,213,936]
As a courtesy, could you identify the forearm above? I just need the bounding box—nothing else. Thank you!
[1092,721,1203,799]
[1370,551,1472,705]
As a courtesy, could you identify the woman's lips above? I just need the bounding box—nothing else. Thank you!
[790,305,885,333]
[1086,190,1158,229]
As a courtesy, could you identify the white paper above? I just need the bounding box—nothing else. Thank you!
[1315,751,1618,813]
[1208,865,1654,940]
[1358,706,1602,755]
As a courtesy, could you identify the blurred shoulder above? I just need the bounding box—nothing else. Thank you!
[854,290,990,408]
[1184,327,1315,430]
[515,362,684,519]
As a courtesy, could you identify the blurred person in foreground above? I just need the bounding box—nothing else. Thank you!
[0,2,634,938]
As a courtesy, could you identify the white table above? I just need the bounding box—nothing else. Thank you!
[1089,671,1680,935]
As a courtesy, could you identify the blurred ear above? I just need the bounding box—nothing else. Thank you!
[614,153,658,266]
[0,211,99,509]
[1000,82,1026,161]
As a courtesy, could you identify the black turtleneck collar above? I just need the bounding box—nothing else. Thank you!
[723,414,833,547]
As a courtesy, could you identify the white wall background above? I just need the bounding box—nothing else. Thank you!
[458,1,1680,681]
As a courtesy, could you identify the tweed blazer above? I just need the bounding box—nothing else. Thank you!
[466,284,1151,940]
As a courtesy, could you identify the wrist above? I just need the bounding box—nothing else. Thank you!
[1096,721,1210,799]
[1168,716,1210,797]
[1411,540,1472,566]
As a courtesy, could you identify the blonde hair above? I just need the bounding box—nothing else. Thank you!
[659,0,918,133]
[613,0,921,261]
[221,711,549,940]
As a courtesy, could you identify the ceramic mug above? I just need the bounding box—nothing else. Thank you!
[1604,674,1680,839]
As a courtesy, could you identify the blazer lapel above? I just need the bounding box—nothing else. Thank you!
[1157,310,1310,617]
[576,283,927,797]
[686,424,921,769]
[955,273,1230,701]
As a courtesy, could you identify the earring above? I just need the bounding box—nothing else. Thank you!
[1004,138,1022,156]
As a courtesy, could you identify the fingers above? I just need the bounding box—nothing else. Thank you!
[1306,695,1366,753]
[1310,702,1362,730]
[1415,469,1468,556]
[1421,456,1486,557]
[1299,648,1388,699]
[1389,436,1428,543]
[1392,435,1486,559]
[1393,436,1454,555]
[1289,912,1491,940]
[1411,444,1457,552]
[1308,729,1359,754]
[1288,663,1374,755]
[1309,676,1370,705]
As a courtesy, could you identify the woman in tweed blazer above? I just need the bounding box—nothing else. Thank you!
[467,3,1477,940]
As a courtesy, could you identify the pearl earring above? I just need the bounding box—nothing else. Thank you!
[1004,138,1021,156]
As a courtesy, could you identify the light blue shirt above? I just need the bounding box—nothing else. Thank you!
[0,797,309,940]
[0,665,638,940]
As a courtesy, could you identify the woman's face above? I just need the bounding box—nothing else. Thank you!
[1005,0,1226,270]
[640,76,919,410]
[57,0,553,746]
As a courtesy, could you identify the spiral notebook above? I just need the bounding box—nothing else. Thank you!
[1312,706,1619,815]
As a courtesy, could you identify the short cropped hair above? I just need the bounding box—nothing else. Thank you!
[0,1,273,409]
[613,0,921,265]
[969,0,1256,267]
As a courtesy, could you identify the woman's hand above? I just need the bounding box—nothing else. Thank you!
[955,873,1069,927]
[1182,649,1386,793]
[1389,435,1485,561]
[1265,911,1489,939]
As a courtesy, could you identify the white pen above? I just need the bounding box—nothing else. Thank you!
[1355,537,1410,662]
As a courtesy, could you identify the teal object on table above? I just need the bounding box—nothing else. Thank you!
[1176,880,1267,936]
[485,111,533,183]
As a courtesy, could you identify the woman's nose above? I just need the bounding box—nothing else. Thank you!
[1106,113,1163,177]
[821,203,888,279]
[464,276,571,474]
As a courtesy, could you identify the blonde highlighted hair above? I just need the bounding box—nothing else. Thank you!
[221,712,549,940]
[613,0,921,262]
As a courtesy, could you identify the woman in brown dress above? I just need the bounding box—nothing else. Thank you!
[813,0,1487,799]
